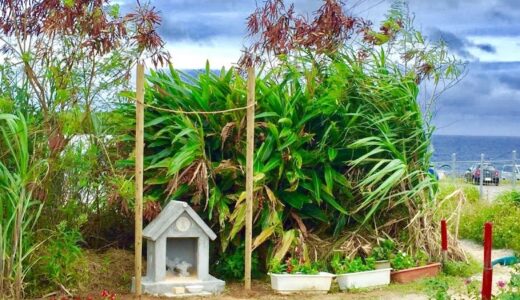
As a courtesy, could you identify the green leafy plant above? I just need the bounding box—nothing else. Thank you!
[268,257,321,275]
[442,259,481,277]
[425,277,450,300]
[496,190,520,204]
[330,254,375,274]
[390,251,416,271]
[117,50,453,258]
[212,244,260,280]
[287,258,321,275]
[416,250,429,267]
[268,259,286,274]
[32,220,88,293]
[371,239,396,261]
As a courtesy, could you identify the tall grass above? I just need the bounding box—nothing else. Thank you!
[0,113,47,299]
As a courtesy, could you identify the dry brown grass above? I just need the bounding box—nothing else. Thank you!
[79,249,138,295]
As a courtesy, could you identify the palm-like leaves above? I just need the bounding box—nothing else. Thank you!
[117,48,437,257]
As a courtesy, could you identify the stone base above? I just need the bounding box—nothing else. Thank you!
[131,275,225,296]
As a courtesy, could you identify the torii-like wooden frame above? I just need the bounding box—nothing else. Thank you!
[133,64,256,295]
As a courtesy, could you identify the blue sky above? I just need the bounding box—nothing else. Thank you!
[123,0,520,136]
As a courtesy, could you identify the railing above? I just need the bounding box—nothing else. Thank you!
[431,150,517,200]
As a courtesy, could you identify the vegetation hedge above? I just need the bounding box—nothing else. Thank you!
[117,48,443,262]
[460,191,520,253]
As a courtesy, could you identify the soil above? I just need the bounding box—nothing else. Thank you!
[115,281,427,300]
[81,248,137,294]
[73,241,515,300]
[69,249,427,300]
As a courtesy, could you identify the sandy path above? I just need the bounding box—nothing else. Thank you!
[479,184,515,202]
[459,239,515,294]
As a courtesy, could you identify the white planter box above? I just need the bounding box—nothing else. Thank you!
[336,268,391,290]
[269,272,334,294]
[375,260,391,269]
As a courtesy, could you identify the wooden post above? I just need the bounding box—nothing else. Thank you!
[244,66,255,290]
[134,63,145,297]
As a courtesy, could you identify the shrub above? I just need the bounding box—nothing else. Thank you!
[496,190,520,204]
[390,251,416,270]
[442,258,481,277]
[116,0,462,266]
[460,195,520,252]
[117,55,451,262]
[28,221,88,296]
[424,277,450,300]
[371,239,396,261]
[212,244,261,280]
[389,250,429,270]
[268,258,321,275]
[330,255,375,274]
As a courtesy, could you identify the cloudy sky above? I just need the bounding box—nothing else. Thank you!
[124,0,520,136]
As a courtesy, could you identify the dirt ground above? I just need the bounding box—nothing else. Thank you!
[117,281,427,300]
[459,239,515,295]
[67,249,428,300]
[454,181,515,202]
[70,183,518,300]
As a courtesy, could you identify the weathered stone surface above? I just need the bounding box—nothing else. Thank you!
[133,200,225,296]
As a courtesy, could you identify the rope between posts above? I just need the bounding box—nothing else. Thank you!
[135,99,256,115]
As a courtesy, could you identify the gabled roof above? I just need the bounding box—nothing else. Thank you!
[143,200,217,241]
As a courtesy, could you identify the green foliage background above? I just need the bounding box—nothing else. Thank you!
[117,46,447,261]
[460,190,520,253]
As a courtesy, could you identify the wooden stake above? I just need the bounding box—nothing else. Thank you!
[134,63,145,297]
[244,66,255,290]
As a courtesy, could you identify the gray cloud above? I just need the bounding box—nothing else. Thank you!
[428,29,474,58]
[124,0,322,43]
[434,62,520,136]
[498,74,520,90]
[123,0,520,136]
[158,14,245,42]
[427,29,498,59]
[475,44,496,53]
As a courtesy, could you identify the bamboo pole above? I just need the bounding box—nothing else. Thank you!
[134,63,145,297]
[244,66,255,290]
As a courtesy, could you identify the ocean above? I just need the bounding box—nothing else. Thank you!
[431,135,520,172]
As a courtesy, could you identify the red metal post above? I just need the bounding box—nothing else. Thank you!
[441,219,448,263]
[482,222,493,300]
[441,219,448,251]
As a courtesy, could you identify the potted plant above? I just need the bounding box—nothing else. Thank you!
[371,239,395,269]
[268,258,334,294]
[331,255,391,290]
[390,251,441,283]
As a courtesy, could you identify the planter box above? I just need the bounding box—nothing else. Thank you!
[375,260,391,270]
[391,263,441,283]
[269,272,334,294]
[336,268,391,290]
